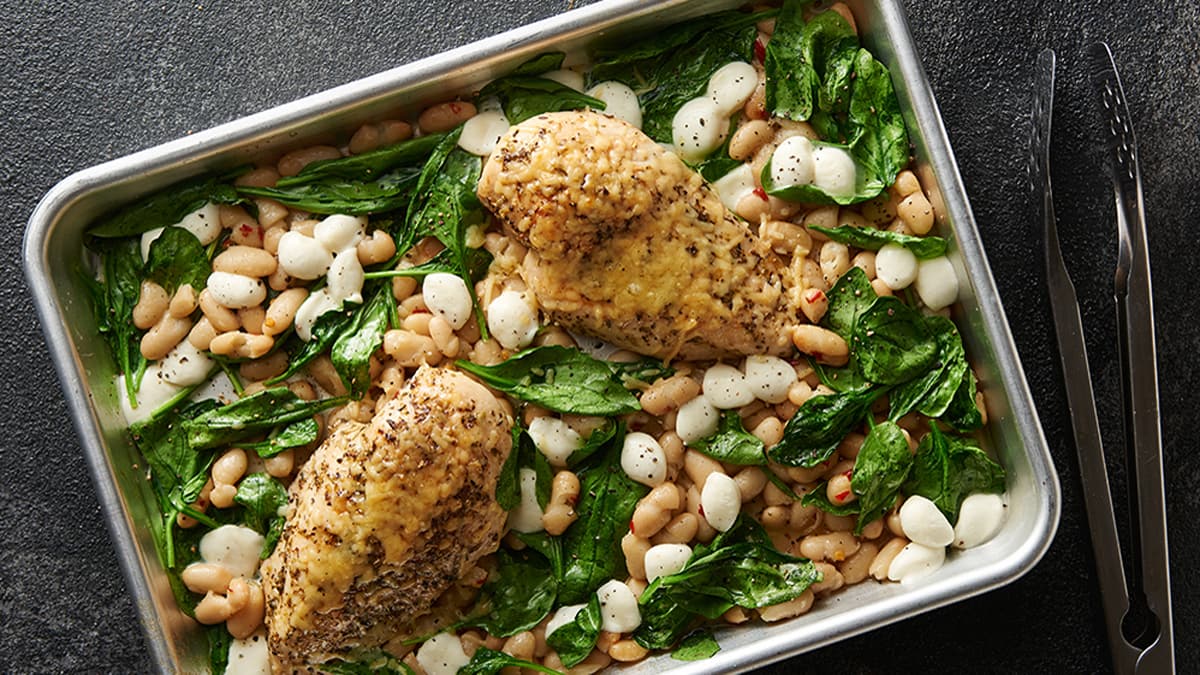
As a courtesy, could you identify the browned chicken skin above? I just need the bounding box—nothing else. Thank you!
[260,366,513,671]
[477,110,803,361]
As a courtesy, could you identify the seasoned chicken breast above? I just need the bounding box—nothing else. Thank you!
[260,366,513,671]
[477,110,803,361]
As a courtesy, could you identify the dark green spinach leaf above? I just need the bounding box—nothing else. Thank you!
[850,421,913,533]
[852,296,937,385]
[769,387,881,467]
[90,238,148,404]
[672,630,721,661]
[904,426,1004,521]
[943,367,984,432]
[277,133,444,185]
[469,548,558,637]
[690,410,766,466]
[545,595,602,668]
[764,2,853,124]
[478,56,605,125]
[846,48,910,196]
[330,284,394,397]
[266,304,358,385]
[240,417,320,458]
[822,266,877,341]
[88,173,243,238]
[183,387,347,449]
[887,316,968,420]
[809,224,947,260]
[761,139,883,205]
[233,472,289,558]
[457,647,560,675]
[144,226,211,294]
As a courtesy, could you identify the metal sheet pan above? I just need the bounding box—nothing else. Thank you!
[23,0,1061,672]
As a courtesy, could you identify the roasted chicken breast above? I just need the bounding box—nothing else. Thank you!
[477,110,804,361]
[260,366,513,671]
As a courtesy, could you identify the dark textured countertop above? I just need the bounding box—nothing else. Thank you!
[3,1,1197,673]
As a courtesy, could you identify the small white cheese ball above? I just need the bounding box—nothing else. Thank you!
[953,493,1007,549]
[899,495,955,548]
[811,145,857,197]
[644,543,692,583]
[743,355,796,404]
[527,416,583,467]
[506,468,545,533]
[487,290,539,350]
[422,272,473,330]
[675,395,720,443]
[915,256,959,310]
[712,163,756,211]
[293,288,341,342]
[175,201,222,246]
[596,580,642,633]
[117,369,183,425]
[225,630,270,675]
[416,632,471,675]
[158,340,214,387]
[546,604,586,639]
[700,472,741,532]
[702,363,755,409]
[542,68,585,92]
[313,214,365,254]
[458,109,512,156]
[886,542,946,584]
[277,231,334,280]
[621,432,668,487]
[586,81,642,129]
[199,525,265,579]
[672,97,729,162]
[875,242,919,290]
[326,249,365,305]
[206,271,267,309]
[706,61,759,116]
[770,136,816,189]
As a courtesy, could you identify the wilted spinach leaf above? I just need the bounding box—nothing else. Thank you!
[478,53,605,124]
[266,303,359,385]
[144,226,211,294]
[495,422,553,512]
[809,224,947,260]
[943,367,984,432]
[457,647,559,675]
[852,296,937,385]
[888,316,968,420]
[183,387,347,449]
[233,473,289,557]
[90,237,148,404]
[770,387,881,467]
[240,417,319,458]
[469,548,558,637]
[545,596,602,668]
[850,421,913,533]
[823,266,877,341]
[904,426,1004,521]
[690,411,767,466]
[330,284,394,397]
[88,173,243,238]
[278,133,444,186]
[672,630,721,661]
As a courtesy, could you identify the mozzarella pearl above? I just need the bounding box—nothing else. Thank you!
[743,355,797,404]
[506,468,545,533]
[672,97,729,162]
[915,256,959,310]
[199,525,265,579]
[158,340,214,387]
[486,290,539,351]
[875,242,919,290]
[326,249,364,305]
[899,495,955,548]
[458,109,512,156]
[586,81,642,129]
[770,136,816,189]
[621,432,668,487]
[596,580,642,633]
[675,395,720,443]
[416,633,471,675]
[313,214,365,254]
[644,544,692,583]
[277,231,334,280]
[712,163,756,211]
[542,69,585,92]
[953,493,1007,549]
[886,542,946,584]
[422,273,473,330]
[702,363,755,409]
[811,145,857,197]
[527,416,583,467]
[206,271,267,309]
[706,61,759,116]
[293,289,341,342]
[700,472,741,532]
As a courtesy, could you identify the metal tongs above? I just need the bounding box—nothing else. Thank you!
[1031,46,1174,674]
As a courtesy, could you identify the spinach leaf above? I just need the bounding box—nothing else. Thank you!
[559,435,648,603]
[510,52,567,76]
[331,284,394,397]
[800,480,861,516]
[850,421,913,533]
[545,596,602,668]
[566,418,619,467]
[812,361,871,393]
[690,411,767,466]
[513,531,565,580]
[823,266,877,341]
[458,647,560,675]
[183,387,348,449]
[92,238,148,404]
[852,296,937,385]
[470,548,558,637]
[363,247,492,282]
[589,11,767,143]
[456,346,650,416]
[238,167,422,215]
[88,173,243,238]
[496,423,553,512]
[904,426,1005,521]
[809,224,948,260]
[207,626,232,675]
[672,630,721,661]
[478,63,605,125]
[266,305,358,385]
[233,473,289,558]
[240,417,319,458]
[846,48,910,196]
[765,2,853,124]
[693,113,743,182]
[319,652,415,674]
[888,316,968,420]
[634,516,821,649]
[769,387,880,467]
[276,133,444,186]
[144,226,211,293]
[943,367,984,432]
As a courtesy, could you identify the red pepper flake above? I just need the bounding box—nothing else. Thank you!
[239,223,254,236]
[698,504,706,517]
[629,518,636,534]
[754,38,767,63]
[449,102,463,114]
[835,490,851,502]
[753,186,768,201]
[843,470,853,479]
[805,288,826,303]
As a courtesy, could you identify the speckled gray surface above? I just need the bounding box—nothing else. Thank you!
[3,1,1197,673]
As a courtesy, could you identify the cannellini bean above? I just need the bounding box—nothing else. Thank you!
[416,632,471,675]
[180,563,233,595]
[276,231,333,280]
[729,119,772,161]
[326,249,365,304]
[811,145,857,197]
[643,544,691,583]
[899,495,955,548]
[706,61,758,116]
[702,363,755,409]
[277,145,340,177]
[898,190,934,235]
[770,135,815,188]
[458,109,512,156]
[419,100,477,134]
[140,314,192,361]
[675,395,720,443]
[887,542,946,584]
[314,214,366,254]
[759,589,814,622]
[672,97,728,162]
[168,284,198,319]
[915,256,959,310]
[263,288,307,337]
[205,272,266,310]
[213,246,277,278]
[791,325,849,365]
[875,242,918,290]
[621,432,668,487]
[158,340,213,387]
[546,604,586,639]
[225,580,265,639]
[423,273,473,330]
[506,468,544,533]
[700,472,741,532]
[527,416,583,466]
[743,355,796,404]
[596,580,641,633]
[133,280,169,329]
[953,493,1006,549]
[586,81,642,128]
[486,289,539,350]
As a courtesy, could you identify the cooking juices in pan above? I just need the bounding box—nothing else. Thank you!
[81,1,1008,672]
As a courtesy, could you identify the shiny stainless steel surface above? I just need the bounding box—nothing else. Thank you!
[23,0,1060,672]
